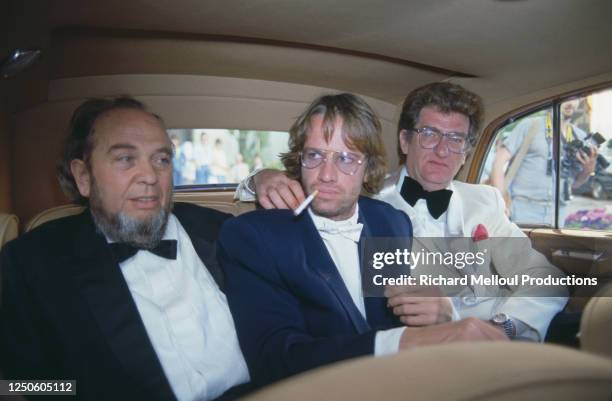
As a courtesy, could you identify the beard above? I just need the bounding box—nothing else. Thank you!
[310,199,357,221]
[89,178,173,249]
[307,185,360,221]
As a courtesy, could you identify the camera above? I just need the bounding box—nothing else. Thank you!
[561,132,610,178]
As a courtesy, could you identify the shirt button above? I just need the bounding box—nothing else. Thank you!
[462,296,477,306]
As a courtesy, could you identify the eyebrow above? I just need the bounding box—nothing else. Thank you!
[159,146,174,157]
[421,126,468,136]
[106,144,173,156]
[107,144,137,154]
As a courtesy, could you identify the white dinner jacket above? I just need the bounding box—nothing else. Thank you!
[376,167,567,339]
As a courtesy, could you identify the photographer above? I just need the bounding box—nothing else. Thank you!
[490,99,598,225]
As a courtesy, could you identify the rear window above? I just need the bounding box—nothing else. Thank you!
[168,129,289,187]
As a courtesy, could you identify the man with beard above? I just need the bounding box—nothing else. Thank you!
[0,97,250,401]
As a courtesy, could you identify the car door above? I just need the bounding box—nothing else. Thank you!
[468,85,612,312]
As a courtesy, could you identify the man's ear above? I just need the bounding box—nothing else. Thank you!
[399,129,411,155]
[70,159,91,198]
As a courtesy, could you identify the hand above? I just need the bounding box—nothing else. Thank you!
[399,317,509,350]
[572,146,598,188]
[385,285,453,326]
[253,169,305,209]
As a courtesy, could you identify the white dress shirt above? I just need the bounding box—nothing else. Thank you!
[308,206,405,356]
[115,214,249,401]
[395,167,448,237]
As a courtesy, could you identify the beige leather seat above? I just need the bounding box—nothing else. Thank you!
[0,213,19,249]
[174,192,255,215]
[580,283,612,359]
[241,342,612,401]
[25,195,255,232]
[0,213,19,305]
[25,204,85,232]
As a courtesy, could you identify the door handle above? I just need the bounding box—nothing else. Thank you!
[551,249,606,262]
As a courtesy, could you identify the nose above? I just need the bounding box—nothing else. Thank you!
[137,159,159,185]
[317,156,338,183]
[433,137,450,158]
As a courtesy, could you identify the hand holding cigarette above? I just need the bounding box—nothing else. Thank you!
[293,190,319,216]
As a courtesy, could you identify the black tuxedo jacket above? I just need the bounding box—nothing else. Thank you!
[0,202,244,401]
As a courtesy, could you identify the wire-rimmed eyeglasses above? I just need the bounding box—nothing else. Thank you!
[300,147,366,175]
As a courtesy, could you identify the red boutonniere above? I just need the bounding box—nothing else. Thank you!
[472,224,489,242]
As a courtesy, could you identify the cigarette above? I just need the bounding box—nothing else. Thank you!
[293,190,318,216]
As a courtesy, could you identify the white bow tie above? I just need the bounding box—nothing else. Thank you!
[317,223,364,243]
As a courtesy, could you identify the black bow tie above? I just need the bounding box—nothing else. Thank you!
[109,240,178,263]
[400,176,453,220]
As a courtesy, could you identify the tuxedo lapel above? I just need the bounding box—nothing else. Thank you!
[300,212,370,334]
[376,169,421,235]
[357,200,402,330]
[174,204,226,289]
[187,235,224,289]
[68,211,176,401]
[379,189,419,225]
[445,181,466,237]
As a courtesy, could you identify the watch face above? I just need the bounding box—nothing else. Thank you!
[492,313,509,324]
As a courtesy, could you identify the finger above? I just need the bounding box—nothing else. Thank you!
[388,296,433,308]
[392,302,435,318]
[400,314,436,327]
[384,285,403,298]
[387,295,427,308]
[257,194,275,210]
[253,168,278,193]
[392,303,418,316]
[459,318,508,341]
[276,185,301,209]
[393,304,414,317]
[387,296,408,308]
[393,302,436,317]
[480,321,511,340]
[287,180,306,204]
[267,189,292,209]
[391,302,428,317]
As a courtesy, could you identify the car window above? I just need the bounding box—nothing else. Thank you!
[479,87,612,231]
[168,129,289,187]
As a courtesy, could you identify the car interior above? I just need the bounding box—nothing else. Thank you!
[1,0,612,399]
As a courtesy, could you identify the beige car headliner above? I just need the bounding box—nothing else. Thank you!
[2,0,611,107]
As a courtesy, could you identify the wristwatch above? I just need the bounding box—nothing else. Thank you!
[491,313,516,338]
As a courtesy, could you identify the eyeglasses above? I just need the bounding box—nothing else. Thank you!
[300,147,366,175]
[412,127,469,154]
